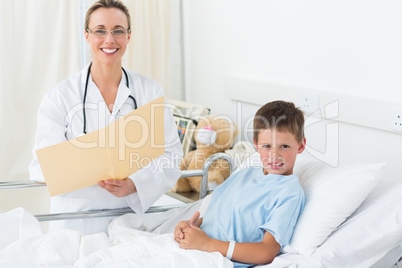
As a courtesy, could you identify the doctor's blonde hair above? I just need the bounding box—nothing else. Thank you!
[85,0,131,31]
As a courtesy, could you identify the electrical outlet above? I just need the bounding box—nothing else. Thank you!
[300,92,320,114]
[391,107,402,132]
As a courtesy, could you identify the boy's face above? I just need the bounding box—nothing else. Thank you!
[254,129,306,176]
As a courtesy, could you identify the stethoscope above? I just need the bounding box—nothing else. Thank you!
[82,62,137,134]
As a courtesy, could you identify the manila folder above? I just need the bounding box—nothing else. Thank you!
[36,96,166,197]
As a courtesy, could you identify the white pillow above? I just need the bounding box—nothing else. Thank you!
[236,152,386,256]
[287,161,385,256]
[312,179,402,267]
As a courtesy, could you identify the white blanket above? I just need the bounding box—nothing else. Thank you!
[0,208,233,268]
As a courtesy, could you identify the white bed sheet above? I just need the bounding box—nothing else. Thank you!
[265,244,402,268]
[0,202,232,268]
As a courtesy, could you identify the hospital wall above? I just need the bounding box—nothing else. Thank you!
[182,0,402,181]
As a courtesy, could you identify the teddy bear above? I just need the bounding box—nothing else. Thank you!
[170,115,238,193]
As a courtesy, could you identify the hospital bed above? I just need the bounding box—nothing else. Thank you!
[1,152,402,267]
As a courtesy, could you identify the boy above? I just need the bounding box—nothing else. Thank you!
[174,100,306,267]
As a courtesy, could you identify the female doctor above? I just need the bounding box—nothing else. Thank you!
[28,0,183,235]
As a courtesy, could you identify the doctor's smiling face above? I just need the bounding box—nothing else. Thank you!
[254,129,306,176]
[85,7,131,66]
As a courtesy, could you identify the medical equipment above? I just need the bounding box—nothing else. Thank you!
[168,99,210,155]
[83,62,137,134]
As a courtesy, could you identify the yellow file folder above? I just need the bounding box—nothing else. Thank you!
[36,96,166,196]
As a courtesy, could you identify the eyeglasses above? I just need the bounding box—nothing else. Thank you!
[86,28,131,38]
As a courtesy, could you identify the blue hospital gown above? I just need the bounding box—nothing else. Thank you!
[201,167,305,267]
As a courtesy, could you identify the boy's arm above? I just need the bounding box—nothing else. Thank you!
[179,225,280,265]
[227,231,280,264]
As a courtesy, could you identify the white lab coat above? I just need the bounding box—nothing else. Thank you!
[29,65,183,234]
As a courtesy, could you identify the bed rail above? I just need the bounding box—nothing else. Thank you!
[0,153,234,222]
[34,204,188,222]
[0,181,46,189]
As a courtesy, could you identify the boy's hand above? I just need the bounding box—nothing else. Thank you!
[174,211,200,242]
[179,223,211,251]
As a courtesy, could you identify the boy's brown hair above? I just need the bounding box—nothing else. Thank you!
[253,100,305,143]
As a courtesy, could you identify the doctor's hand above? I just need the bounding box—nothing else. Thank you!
[98,178,136,197]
